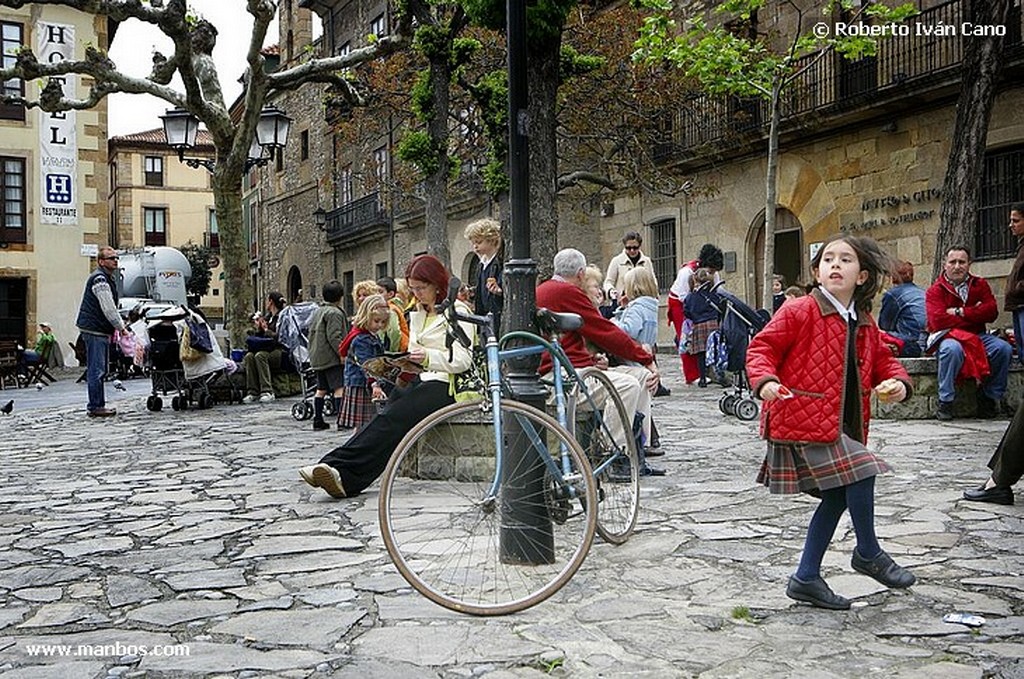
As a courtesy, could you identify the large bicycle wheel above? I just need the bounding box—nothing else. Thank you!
[573,367,641,544]
[379,400,598,616]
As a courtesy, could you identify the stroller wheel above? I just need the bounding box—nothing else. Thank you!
[198,394,211,410]
[146,395,156,411]
[304,402,314,420]
[171,396,180,411]
[735,398,759,421]
[291,402,307,421]
[179,396,189,411]
[721,394,738,416]
[322,398,335,418]
[153,396,163,411]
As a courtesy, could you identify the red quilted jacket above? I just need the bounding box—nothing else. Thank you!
[745,290,911,445]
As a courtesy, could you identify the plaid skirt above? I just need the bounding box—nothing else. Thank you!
[757,434,892,495]
[687,319,720,355]
[338,386,376,429]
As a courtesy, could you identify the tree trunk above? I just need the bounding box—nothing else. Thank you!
[525,34,561,281]
[424,53,452,269]
[933,0,1010,278]
[212,166,253,350]
[762,81,782,311]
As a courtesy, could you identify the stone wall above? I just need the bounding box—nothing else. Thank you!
[873,357,1023,420]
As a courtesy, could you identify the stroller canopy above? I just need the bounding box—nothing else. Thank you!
[277,301,320,366]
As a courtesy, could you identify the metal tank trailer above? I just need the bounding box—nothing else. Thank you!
[116,246,192,315]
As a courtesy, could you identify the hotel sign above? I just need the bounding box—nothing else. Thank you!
[37,22,78,225]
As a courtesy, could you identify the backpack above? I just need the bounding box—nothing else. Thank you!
[186,315,214,354]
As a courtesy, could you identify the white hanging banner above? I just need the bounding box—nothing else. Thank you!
[37,21,78,225]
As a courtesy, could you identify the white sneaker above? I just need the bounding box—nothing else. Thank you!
[298,463,346,498]
[242,394,258,404]
[258,393,276,403]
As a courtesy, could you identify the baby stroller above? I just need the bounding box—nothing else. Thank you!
[177,308,239,409]
[145,308,189,412]
[696,282,770,421]
[277,302,334,422]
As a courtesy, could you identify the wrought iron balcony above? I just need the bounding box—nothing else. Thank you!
[655,0,1024,164]
[324,192,391,246]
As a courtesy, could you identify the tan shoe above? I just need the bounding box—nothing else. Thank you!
[298,463,346,498]
[87,408,117,418]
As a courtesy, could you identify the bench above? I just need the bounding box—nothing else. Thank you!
[873,356,1024,420]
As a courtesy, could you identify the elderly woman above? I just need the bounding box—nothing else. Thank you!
[300,255,476,498]
[878,260,927,358]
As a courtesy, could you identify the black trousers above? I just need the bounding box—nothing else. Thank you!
[319,379,453,495]
[989,396,1024,488]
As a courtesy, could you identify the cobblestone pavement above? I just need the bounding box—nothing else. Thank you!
[0,368,1021,678]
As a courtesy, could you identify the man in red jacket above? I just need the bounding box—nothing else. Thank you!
[926,246,1011,420]
[537,248,664,475]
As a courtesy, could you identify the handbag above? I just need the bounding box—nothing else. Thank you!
[246,335,277,352]
[186,316,213,354]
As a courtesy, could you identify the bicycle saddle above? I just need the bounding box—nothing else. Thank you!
[536,308,583,333]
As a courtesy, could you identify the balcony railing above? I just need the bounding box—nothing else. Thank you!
[656,0,1024,162]
[325,192,391,246]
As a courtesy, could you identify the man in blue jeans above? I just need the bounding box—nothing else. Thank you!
[76,246,129,417]
[926,246,1011,420]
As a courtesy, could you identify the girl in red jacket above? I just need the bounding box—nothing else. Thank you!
[746,234,915,610]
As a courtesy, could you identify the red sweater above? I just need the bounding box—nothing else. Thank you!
[745,290,910,445]
[925,274,998,334]
[535,278,653,371]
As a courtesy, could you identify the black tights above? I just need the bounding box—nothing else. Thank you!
[795,476,881,581]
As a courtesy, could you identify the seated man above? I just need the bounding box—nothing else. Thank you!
[926,246,1011,420]
[536,248,663,476]
[879,260,927,358]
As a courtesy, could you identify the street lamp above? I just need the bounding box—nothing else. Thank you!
[313,206,327,232]
[160,106,293,173]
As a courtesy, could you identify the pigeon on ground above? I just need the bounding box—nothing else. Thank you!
[113,379,126,391]
[0,399,13,415]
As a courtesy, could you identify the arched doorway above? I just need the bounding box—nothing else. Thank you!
[750,208,804,305]
[287,266,303,304]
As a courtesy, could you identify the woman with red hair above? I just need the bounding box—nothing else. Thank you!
[299,255,476,498]
[878,260,927,357]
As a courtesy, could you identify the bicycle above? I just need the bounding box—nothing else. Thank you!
[378,288,640,615]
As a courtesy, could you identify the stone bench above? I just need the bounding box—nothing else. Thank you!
[873,356,1023,420]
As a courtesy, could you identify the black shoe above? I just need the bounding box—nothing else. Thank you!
[654,383,671,397]
[312,419,330,431]
[697,378,708,388]
[976,394,998,419]
[963,484,1014,505]
[644,446,665,457]
[639,463,666,477]
[786,576,850,610]
[851,549,915,589]
[607,460,633,483]
[935,400,954,421]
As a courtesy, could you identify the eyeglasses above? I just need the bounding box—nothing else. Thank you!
[408,284,434,294]
[100,256,119,261]
[624,245,640,251]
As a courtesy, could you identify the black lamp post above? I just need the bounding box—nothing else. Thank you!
[500,0,553,565]
[160,106,293,173]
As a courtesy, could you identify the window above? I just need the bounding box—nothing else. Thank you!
[649,218,676,293]
[0,157,26,243]
[1,22,25,121]
[370,13,387,39]
[977,145,1024,260]
[207,208,219,249]
[143,207,166,246]
[376,262,389,280]
[372,146,388,190]
[342,270,355,315]
[248,202,258,259]
[300,130,309,161]
[275,147,283,173]
[338,41,351,57]
[339,164,353,205]
[144,156,163,187]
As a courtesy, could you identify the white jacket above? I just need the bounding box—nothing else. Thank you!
[604,250,656,295]
[408,300,475,383]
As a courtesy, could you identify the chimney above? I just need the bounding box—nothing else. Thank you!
[280,0,314,66]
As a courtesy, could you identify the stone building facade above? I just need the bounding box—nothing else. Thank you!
[0,5,111,358]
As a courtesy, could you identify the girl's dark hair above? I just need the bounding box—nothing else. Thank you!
[1010,202,1024,216]
[405,254,450,305]
[698,243,724,270]
[268,291,286,311]
[810,234,892,312]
